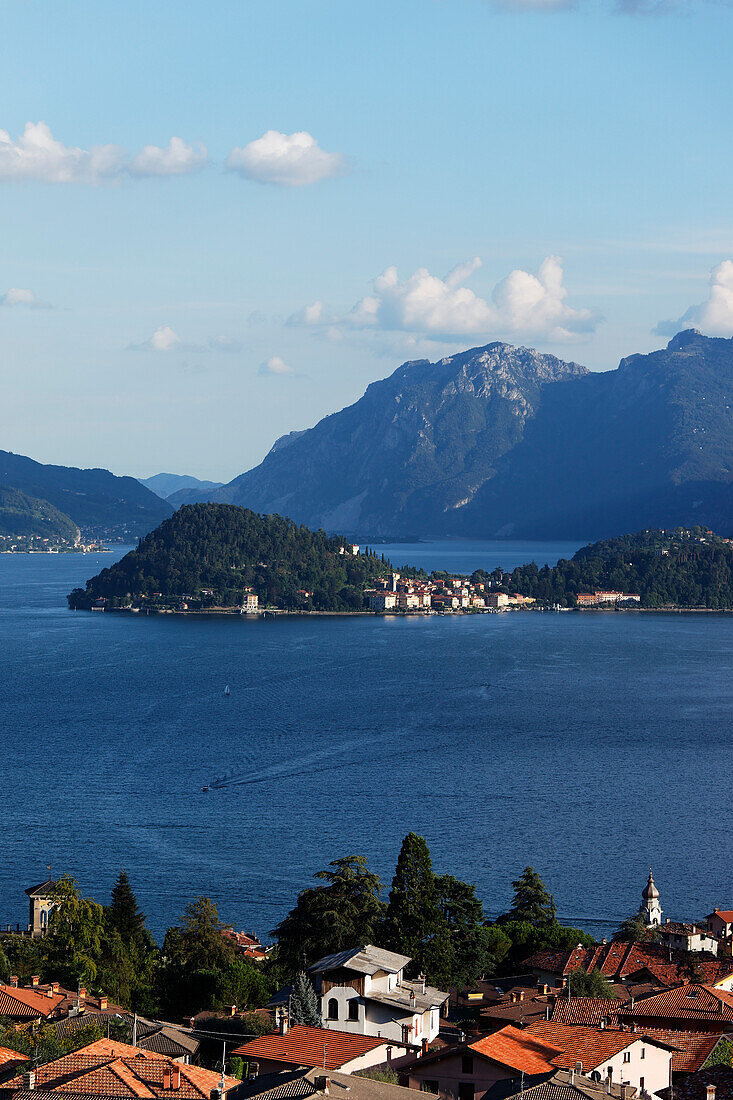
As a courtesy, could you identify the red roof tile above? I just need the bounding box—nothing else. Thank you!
[525,1023,676,1070]
[0,985,65,1019]
[469,1026,566,1075]
[633,1030,724,1073]
[232,1025,389,1070]
[620,985,733,1023]
[551,998,622,1027]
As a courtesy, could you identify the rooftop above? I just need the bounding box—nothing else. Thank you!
[619,985,733,1022]
[525,1023,677,1070]
[237,1067,419,1100]
[231,1026,390,1071]
[2,1040,238,1099]
[309,946,411,977]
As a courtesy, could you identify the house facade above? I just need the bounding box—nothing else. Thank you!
[307,945,447,1047]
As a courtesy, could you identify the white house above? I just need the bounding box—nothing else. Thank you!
[307,944,448,1048]
[526,1023,676,1098]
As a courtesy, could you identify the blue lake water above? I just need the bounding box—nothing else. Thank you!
[1,541,732,944]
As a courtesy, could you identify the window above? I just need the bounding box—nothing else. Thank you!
[348,1000,359,1021]
[421,1083,438,1095]
[458,1085,474,1100]
[639,1079,645,1094]
[623,1053,631,1064]
[640,1049,645,1060]
[328,998,339,1020]
[461,1056,474,1075]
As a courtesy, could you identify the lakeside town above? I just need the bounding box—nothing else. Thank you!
[2,858,733,1100]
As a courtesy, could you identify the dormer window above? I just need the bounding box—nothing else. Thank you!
[328,998,339,1020]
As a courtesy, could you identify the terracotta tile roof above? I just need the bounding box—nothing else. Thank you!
[231,1026,388,1070]
[619,985,733,1023]
[523,944,733,989]
[0,1045,29,1070]
[2,1041,237,1098]
[468,1026,567,1075]
[524,1023,676,1070]
[708,912,733,923]
[0,985,65,1019]
[631,1030,724,1073]
[550,999,622,1027]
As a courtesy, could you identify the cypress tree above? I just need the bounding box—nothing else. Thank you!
[382,833,441,965]
[108,870,146,945]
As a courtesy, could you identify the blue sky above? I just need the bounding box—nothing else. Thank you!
[2,0,733,481]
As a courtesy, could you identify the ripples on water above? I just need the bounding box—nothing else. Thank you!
[1,543,732,941]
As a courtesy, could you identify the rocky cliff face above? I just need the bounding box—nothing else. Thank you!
[191,343,588,535]
[178,331,733,540]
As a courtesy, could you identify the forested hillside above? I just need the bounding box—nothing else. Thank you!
[68,503,401,611]
[0,488,80,541]
[498,527,733,608]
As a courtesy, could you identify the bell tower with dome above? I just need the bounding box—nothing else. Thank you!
[641,869,662,927]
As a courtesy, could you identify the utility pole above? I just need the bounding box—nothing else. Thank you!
[133,1013,137,1047]
[220,1040,227,1094]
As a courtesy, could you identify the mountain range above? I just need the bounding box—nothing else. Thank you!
[139,472,224,500]
[174,330,733,539]
[0,450,172,538]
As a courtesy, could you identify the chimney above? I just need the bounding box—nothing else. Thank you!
[99,996,108,1011]
[171,1067,181,1090]
[409,990,416,1005]
[422,1039,429,1055]
[518,991,525,1002]
[226,1004,236,1017]
[79,986,87,1001]
[510,993,518,1004]
[707,1087,716,1100]
[163,1067,172,1091]
[10,976,18,987]
[51,982,60,993]
[23,1072,36,1092]
[46,988,54,998]
[419,973,426,995]
[31,975,40,987]
[279,1012,289,1035]
[315,1076,330,1094]
[600,1018,607,1030]
[542,984,550,995]
[620,1085,628,1100]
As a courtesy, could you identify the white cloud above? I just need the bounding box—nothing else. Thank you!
[297,256,599,342]
[129,136,207,177]
[0,122,205,183]
[656,260,733,338]
[150,325,182,351]
[0,287,51,308]
[259,355,295,376]
[226,131,345,186]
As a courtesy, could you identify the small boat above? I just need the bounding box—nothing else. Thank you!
[202,786,209,792]
[224,685,230,697]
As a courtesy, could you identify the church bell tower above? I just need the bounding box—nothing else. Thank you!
[641,869,662,927]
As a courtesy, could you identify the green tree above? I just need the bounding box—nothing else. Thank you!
[289,971,322,1026]
[271,856,385,977]
[108,871,146,947]
[382,833,441,966]
[568,967,617,998]
[45,875,106,985]
[176,897,233,972]
[613,911,657,943]
[0,942,10,983]
[500,867,557,927]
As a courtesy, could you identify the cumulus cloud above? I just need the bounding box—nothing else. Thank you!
[129,136,206,177]
[296,256,598,342]
[656,260,733,338]
[259,355,295,376]
[226,131,346,186]
[129,326,242,352]
[0,122,205,183]
[0,287,51,308]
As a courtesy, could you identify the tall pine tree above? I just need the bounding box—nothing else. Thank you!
[382,833,441,969]
[289,971,322,1027]
[108,871,146,945]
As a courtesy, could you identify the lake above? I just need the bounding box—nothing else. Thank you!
[1,540,732,944]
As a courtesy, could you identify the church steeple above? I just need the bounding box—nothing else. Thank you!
[640,869,662,927]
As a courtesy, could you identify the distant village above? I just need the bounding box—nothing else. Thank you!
[363,572,639,614]
[2,872,733,1100]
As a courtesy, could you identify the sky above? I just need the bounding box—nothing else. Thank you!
[2,0,733,482]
